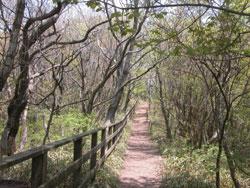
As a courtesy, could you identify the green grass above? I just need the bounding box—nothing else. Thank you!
[1,109,132,187]
[0,108,95,150]
[150,114,250,188]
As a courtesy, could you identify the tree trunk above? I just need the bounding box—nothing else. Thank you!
[156,67,172,140]
[223,141,240,188]
[0,0,25,91]
[0,1,64,155]
[0,47,30,156]
[105,50,131,123]
[105,0,141,123]
[30,112,38,147]
[106,85,124,123]
[79,58,86,114]
[122,85,131,112]
[80,90,86,113]
[43,100,55,144]
[19,105,28,151]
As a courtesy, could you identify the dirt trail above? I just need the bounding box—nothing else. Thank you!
[119,103,163,188]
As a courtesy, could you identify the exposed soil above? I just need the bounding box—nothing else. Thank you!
[119,103,163,188]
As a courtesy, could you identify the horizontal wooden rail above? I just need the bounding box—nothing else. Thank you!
[0,103,136,188]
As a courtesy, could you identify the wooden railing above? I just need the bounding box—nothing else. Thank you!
[0,104,136,188]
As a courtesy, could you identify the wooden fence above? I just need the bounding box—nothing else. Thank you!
[0,105,136,188]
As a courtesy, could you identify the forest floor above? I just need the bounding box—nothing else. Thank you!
[118,102,164,188]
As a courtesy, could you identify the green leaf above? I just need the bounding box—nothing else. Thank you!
[150,29,161,36]
[127,11,140,20]
[172,46,182,56]
[86,1,100,9]
[111,12,122,18]
[112,25,120,32]
[154,13,165,19]
[186,46,195,56]
[243,49,250,55]
[53,0,78,3]
[96,7,102,12]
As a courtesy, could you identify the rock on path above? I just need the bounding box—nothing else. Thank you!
[119,103,163,188]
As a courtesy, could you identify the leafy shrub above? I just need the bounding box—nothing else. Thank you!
[53,109,95,137]
[150,116,250,188]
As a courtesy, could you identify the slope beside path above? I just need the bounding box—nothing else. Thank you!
[119,103,163,188]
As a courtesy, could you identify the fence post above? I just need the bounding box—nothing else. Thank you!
[120,120,126,138]
[108,126,112,149]
[112,124,118,145]
[31,152,47,188]
[117,122,123,140]
[100,128,106,166]
[73,138,83,188]
[90,132,98,182]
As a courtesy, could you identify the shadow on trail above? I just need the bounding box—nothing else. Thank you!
[120,176,160,188]
[118,103,163,188]
[160,172,215,188]
[125,142,159,156]
[134,112,147,118]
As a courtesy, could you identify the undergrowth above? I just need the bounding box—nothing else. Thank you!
[150,114,250,188]
[1,109,132,187]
